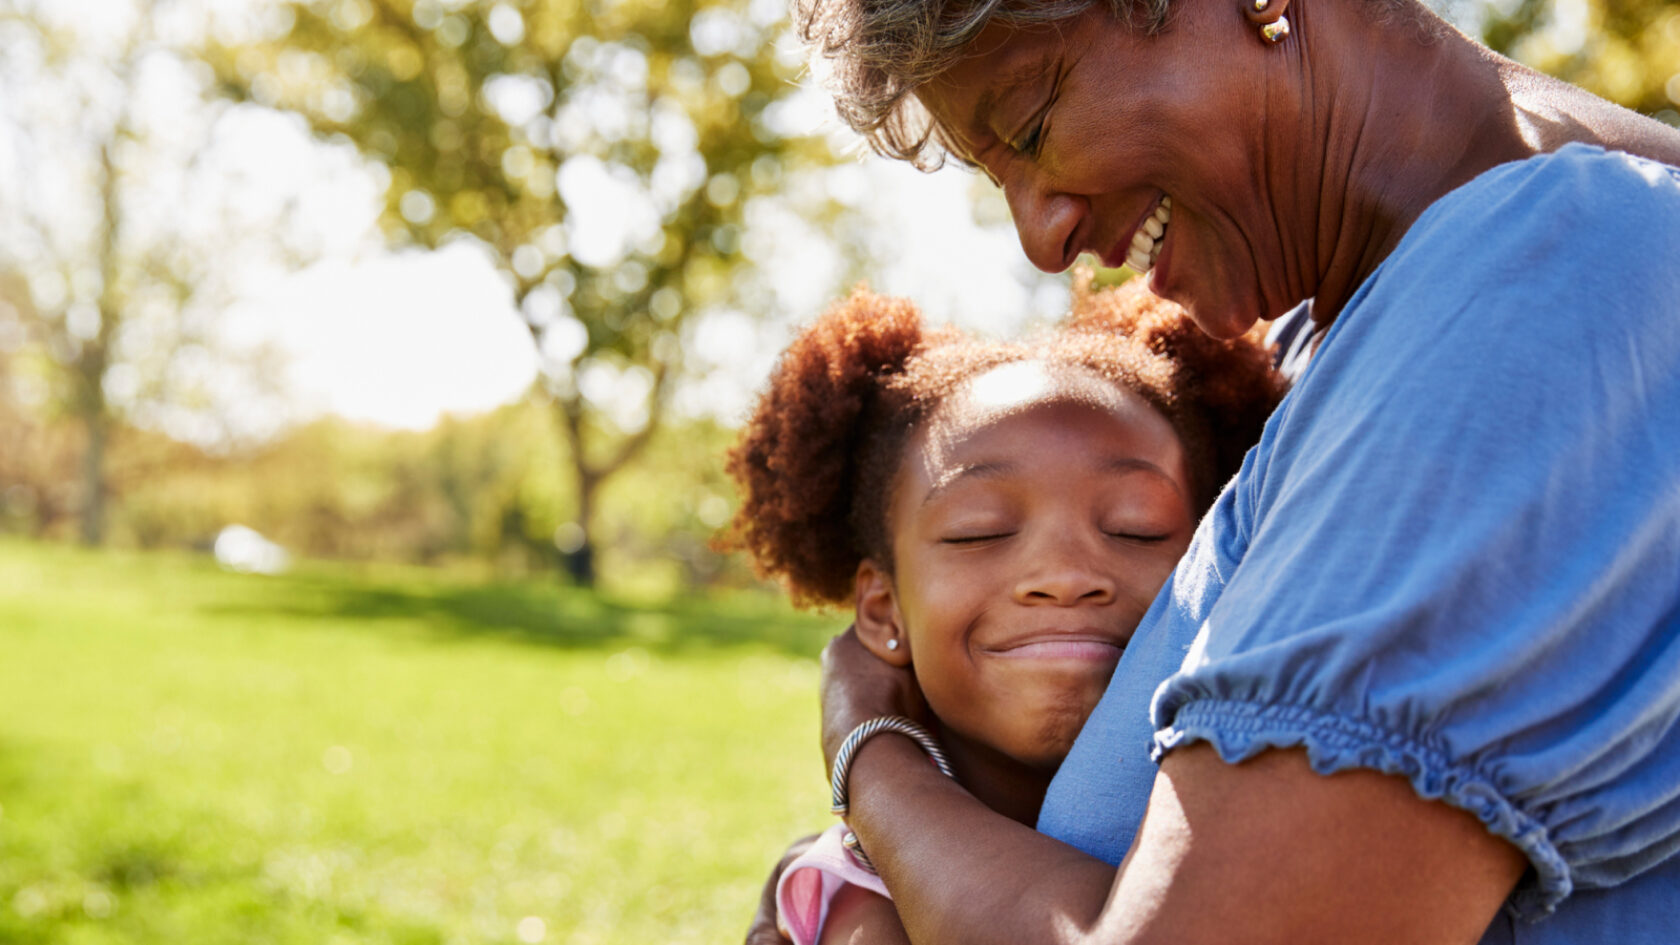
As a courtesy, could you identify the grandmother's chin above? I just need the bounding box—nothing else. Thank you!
[1149,274,1262,340]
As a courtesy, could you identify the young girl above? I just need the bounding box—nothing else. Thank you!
[724,278,1284,945]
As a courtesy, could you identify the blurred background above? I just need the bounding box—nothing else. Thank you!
[0,0,1673,942]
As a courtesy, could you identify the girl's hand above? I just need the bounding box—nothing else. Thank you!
[820,626,928,775]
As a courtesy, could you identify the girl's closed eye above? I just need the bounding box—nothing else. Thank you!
[934,512,1018,544]
[941,531,1015,545]
[1102,512,1180,544]
[1106,530,1171,543]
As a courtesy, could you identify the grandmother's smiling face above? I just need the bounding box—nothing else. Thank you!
[914,3,1295,338]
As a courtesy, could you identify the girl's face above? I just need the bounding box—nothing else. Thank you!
[862,361,1196,769]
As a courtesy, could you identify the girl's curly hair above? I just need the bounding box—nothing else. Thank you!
[722,277,1285,607]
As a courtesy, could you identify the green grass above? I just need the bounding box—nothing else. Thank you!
[0,539,846,944]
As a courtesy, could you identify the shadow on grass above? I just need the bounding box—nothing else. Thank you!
[202,568,844,659]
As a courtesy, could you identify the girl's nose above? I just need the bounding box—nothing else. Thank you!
[1012,543,1116,606]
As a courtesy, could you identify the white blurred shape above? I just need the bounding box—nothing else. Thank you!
[487,4,525,45]
[539,316,588,366]
[578,361,652,432]
[245,241,538,430]
[483,73,549,126]
[690,8,749,57]
[556,155,660,268]
[516,916,546,943]
[214,524,291,575]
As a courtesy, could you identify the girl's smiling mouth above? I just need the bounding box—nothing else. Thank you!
[985,633,1126,661]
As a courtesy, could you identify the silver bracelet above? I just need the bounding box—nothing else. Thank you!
[828,715,954,817]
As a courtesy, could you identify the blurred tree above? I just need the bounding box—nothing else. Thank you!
[0,0,311,544]
[208,0,832,585]
[1481,0,1680,122]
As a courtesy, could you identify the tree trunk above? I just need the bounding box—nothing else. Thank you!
[78,406,106,546]
[562,539,596,586]
[561,464,598,586]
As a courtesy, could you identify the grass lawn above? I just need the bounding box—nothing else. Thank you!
[0,539,845,944]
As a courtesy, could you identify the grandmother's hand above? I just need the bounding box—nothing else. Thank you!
[820,626,928,774]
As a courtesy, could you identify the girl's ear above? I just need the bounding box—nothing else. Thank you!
[854,559,911,667]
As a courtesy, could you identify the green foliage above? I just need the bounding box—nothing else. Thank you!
[205,0,835,582]
[0,396,757,593]
[1482,0,1680,121]
[0,3,316,544]
[0,538,843,943]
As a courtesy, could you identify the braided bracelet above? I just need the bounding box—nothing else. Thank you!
[829,715,954,817]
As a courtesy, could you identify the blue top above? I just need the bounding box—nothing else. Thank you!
[1037,144,1680,942]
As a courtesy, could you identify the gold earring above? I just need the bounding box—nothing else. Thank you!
[1260,15,1290,42]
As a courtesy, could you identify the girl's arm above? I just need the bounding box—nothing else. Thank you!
[818,886,912,945]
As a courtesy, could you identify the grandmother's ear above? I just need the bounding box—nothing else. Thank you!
[854,560,911,667]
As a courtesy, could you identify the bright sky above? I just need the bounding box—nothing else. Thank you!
[247,242,543,430]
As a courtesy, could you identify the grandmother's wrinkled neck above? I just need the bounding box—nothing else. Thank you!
[1266,0,1540,325]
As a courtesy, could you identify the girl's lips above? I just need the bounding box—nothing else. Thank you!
[987,637,1125,661]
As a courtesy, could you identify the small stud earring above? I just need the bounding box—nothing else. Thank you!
[1260,15,1290,43]
[886,638,900,651]
[1252,0,1268,11]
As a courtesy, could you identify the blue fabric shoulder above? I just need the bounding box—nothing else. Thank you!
[1148,145,1680,918]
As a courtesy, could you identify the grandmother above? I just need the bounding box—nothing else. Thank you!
[745,0,1680,942]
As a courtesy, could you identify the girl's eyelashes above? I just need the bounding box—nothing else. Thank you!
[940,532,1015,545]
[1105,531,1172,544]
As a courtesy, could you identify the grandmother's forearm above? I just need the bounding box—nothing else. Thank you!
[845,736,1117,945]
[847,740,1524,945]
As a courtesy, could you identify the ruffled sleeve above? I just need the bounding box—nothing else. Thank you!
[775,824,890,945]
[1149,146,1680,917]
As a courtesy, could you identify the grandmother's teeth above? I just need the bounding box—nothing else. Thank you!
[1123,196,1173,272]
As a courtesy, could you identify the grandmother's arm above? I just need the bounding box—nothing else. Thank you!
[826,634,1526,945]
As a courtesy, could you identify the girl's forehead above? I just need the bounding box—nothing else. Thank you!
[907,359,1179,474]
[963,361,1064,410]
[889,359,1191,519]
[933,360,1142,435]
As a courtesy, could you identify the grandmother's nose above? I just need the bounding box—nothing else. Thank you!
[1003,180,1085,273]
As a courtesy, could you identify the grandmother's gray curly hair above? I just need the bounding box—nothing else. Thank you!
[793,0,1170,169]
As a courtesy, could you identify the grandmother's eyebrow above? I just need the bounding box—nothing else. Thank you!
[968,50,1059,139]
